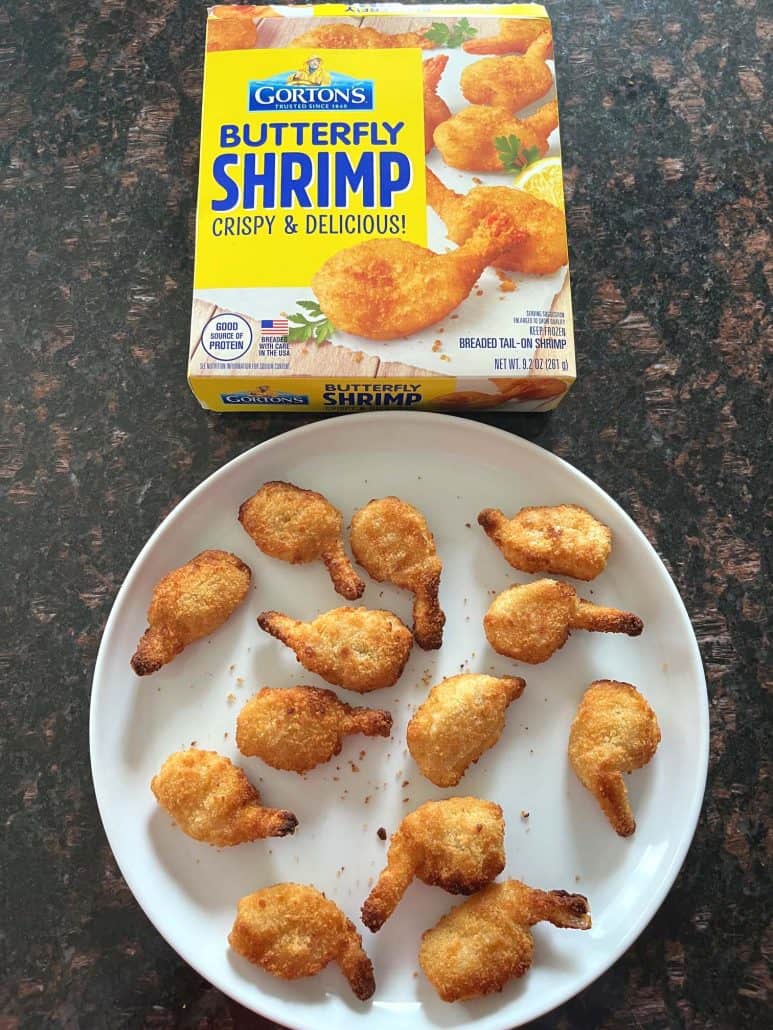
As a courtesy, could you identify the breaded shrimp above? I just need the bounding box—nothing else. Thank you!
[569,680,661,836]
[461,30,554,111]
[426,167,567,276]
[257,607,413,692]
[361,797,505,932]
[349,497,445,649]
[131,550,251,676]
[407,674,526,787]
[462,17,552,56]
[206,5,276,53]
[290,23,430,50]
[423,55,451,154]
[229,884,375,1000]
[483,579,643,664]
[311,213,526,340]
[238,481,364,600]
[236,685,392,773]
[478,503,612,579]
[151,749,297,846]
[419,880,591,1002]
[433,100,559,173]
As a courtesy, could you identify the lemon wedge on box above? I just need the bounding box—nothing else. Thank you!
[515,157,565,211]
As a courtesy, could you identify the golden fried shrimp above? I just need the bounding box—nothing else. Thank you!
[350,497,445,649]
[311,212,526,341]
[419,880,591,1002]
[463,17,551,55]
[426,167,567,276]
[361,798,505,931]
[461,29,554,111]
[407,674,526,787]
[236,686,392,773]
[238,481,364,600]
[131,550,251,676]
[229,884,375,1000]
[483,579,643,665]
[257,607,413,692]
[206,5,277,53]
[478,503,612,580]
[151,750,297,846]
[423,55,451,154]
[290,23,431,49]
[569,680,661,836]
[433,100,559,173]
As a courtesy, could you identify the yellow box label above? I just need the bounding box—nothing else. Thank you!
[194,47,427,289]
[188,375,459,411]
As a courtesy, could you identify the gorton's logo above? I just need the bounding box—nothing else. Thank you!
[248,57,374,112]
[221,388,309,406]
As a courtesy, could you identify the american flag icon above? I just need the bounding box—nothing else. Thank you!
[261,318,289,338]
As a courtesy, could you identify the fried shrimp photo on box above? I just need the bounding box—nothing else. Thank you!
[407,674,526,787]
[419,880,591,1002]
[230,884,375,1000]
[478,503,612,579]
[426,166,567,276]
[151,749,297,846]
[130,550,251,676]
[569,680,661,836]
[361,797,505,932]
[236,685,392,773]
[350,497,445,649]
[433,99,559,173]
[423,55,451,154]
[311,213,526,341]
[289,23,431,50]
[239,481,364,600]
[463,17,552,55]
[461,29,554,111]
[484,579,643,665]
[206,5,276,53]
[258,606,413,692]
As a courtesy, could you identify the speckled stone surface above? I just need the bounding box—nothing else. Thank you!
[1,0,770,1027]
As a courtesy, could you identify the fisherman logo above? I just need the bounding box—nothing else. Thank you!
[248,56,375,112]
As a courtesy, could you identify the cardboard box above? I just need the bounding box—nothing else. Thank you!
[189,3,575,412]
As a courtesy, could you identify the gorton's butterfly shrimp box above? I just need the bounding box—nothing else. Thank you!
[188,3,576,412]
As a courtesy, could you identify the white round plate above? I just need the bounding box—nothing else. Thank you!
[90,413,708,1030]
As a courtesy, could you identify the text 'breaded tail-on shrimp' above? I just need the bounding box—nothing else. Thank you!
[258,606,413,692]
[229,884,375,1000]
[361,797,505,931]
[478,503,612,579]
[236,685,392,772]
[311,214,527,341]
[419,879,590,1002]
[239,481,364,600]
[461,29,554,111]
[350,497,445,649]
[151,749,297,846]
[433,100,559,173]
[423,55,451,154]
[426,166,567,276]
[569,680,661,836]
[131,550,251,676]
[484,579,643,664]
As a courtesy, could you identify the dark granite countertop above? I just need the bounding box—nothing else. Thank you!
[1,0,769,1027]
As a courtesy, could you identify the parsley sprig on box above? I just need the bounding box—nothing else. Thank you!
[495,135,542,174]
[287,301,335,345]
[424,18,477,49]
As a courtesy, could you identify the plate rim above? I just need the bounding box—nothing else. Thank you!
[89,411,709,1028]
